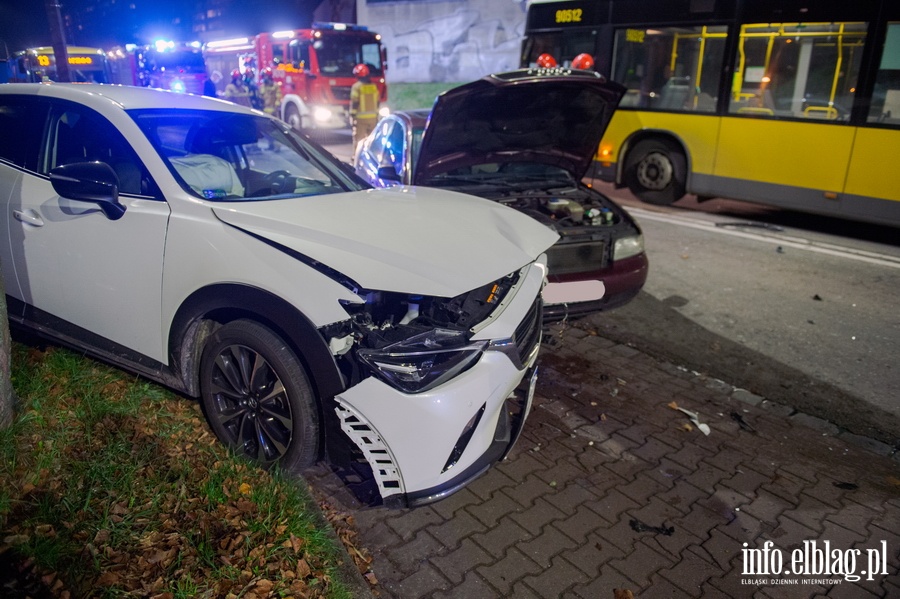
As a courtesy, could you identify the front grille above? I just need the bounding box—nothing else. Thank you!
[512,298,542,365]
[546,240,609,276]
[331,86,352,101]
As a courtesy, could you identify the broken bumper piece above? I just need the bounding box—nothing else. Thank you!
[334,261,545,508]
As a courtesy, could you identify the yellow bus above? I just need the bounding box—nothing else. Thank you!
[8,46,113,83]
[522,0,900,227]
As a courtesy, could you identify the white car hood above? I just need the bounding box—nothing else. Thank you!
[212,186,558,297]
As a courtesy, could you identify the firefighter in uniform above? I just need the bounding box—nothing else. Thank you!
[224,69,252,107]
[259,68,282,117]
[349,63,380,148]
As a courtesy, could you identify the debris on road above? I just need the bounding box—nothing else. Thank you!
[731,411,756,433]
[668,402,712,435]
[629,519,674,536]
[833,481,859,491]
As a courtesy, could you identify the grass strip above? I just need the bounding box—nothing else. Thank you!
[0,343,354,599]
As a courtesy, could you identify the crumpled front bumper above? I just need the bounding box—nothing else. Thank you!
[333,261,545,508]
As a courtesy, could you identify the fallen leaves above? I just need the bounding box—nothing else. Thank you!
[0,346,344,599]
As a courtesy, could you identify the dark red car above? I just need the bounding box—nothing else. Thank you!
[353,68,648,320]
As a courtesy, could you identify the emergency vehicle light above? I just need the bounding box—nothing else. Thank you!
[312,22,369,32]
[272,31,295,39]
[206,37,250,49]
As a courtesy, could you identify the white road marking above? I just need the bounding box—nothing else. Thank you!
[627,207,900,270]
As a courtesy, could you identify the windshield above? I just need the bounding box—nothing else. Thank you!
[130,109,365,201]
[314,35,383,77]
[145,50,206,73]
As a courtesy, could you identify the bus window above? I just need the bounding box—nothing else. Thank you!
[869,22,900,124]
[611,26,726,112]
[522,31,597,69]
[729,22,867,120]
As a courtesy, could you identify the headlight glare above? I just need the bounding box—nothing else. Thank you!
[614,234,644,260]
[358,329,487,394]
[313,106,332,122]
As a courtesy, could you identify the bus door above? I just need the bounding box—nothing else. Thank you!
[711,22,866,211]
[842,20,900,219]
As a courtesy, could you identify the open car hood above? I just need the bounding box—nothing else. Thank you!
[212,187,558,298]
[413,69,626,185]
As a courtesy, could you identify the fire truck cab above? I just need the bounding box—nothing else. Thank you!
[109,41,208,95]
[204,23,387,131]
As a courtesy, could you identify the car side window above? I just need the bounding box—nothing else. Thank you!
[43,101,159,197]
[385,122,405,176]
[367,119,391,165]
[0,96,50,172]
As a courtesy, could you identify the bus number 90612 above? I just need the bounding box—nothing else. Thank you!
[555,8,583,24]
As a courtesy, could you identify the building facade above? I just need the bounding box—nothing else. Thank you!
[357,0,531,83]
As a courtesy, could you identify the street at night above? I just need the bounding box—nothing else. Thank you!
[311,135,900,599]
[1,0,899,597]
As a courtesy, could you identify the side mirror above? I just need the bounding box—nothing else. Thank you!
[377,165,401,183]
[50,161,126,220]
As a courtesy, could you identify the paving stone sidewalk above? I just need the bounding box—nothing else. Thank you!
[308,321,900,599]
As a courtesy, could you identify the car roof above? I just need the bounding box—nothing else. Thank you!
[0,83,251,115]
[393,109,430,127]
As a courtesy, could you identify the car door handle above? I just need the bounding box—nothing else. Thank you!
[13,210,44,227]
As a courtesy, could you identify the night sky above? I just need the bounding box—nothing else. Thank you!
[1,0,323,54]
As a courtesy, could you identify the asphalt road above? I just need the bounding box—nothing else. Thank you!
[585,184,900,446]
[320,131,900,447]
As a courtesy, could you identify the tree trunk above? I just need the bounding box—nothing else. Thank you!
[0,262,16,428]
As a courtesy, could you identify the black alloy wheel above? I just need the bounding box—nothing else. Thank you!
[199,319,318,473]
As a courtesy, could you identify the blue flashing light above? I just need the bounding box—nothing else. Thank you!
[312,22,369,32]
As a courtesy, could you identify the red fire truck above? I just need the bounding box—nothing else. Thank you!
[109,41,209,95]
[203,23,388,131]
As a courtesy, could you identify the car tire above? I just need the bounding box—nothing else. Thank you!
[199,319,319,473]
[624,138,686,205]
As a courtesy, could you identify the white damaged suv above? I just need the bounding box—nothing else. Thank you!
[0,83,556,507]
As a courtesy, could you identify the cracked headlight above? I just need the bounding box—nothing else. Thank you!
[357,329,487,394]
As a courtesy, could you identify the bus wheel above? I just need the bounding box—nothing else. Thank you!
[199,319,319,474]
[624,139,686,205]
[285,105,303,132]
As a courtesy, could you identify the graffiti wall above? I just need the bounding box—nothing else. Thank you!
[357,0,529,83]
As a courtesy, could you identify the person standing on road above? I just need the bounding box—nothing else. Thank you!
[224,69,252,107]
[243,68,262,110]
[203,75,217,98]
[349,63,380,149]
[259,68,282,117]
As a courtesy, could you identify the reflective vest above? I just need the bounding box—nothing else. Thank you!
[350,81,379,120]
